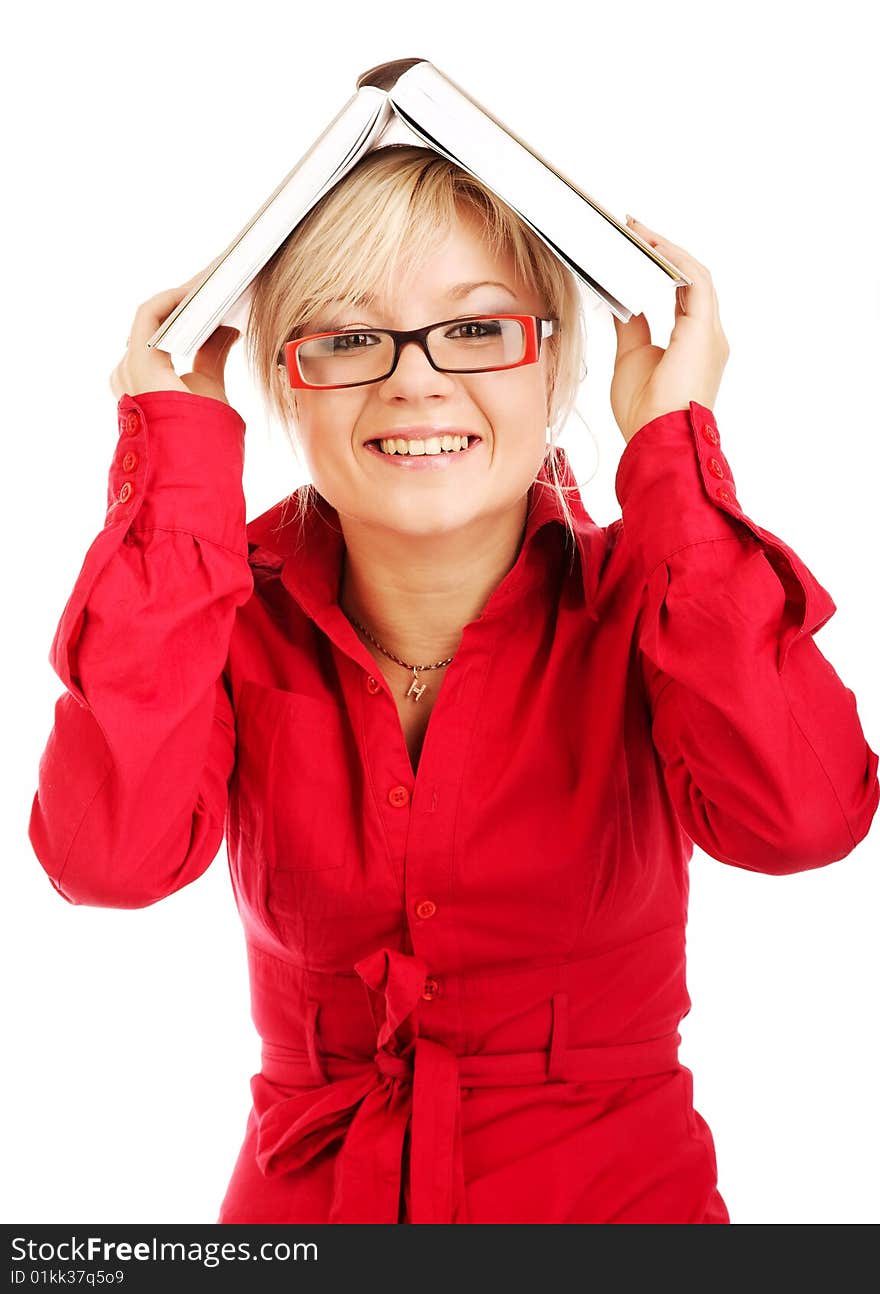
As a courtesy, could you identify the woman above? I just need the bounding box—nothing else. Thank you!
[29,145,879,1223]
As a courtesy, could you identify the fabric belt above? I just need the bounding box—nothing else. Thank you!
[252,946,682,1224]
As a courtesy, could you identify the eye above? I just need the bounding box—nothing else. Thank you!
[445,318,503,339]
[332,331,381,351]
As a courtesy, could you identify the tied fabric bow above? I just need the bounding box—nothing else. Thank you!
[252,947,468,1223]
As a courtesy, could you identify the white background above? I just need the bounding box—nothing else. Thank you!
[3,0,878,1226]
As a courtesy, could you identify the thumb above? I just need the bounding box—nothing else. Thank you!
[612,311,651,358]
[191,325,240,376]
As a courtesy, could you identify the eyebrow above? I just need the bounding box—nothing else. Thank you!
[446,280,518,300]
[325,280,518,311]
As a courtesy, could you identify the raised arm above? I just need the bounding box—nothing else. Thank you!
[28,389,253,906]
[616,401,879,874]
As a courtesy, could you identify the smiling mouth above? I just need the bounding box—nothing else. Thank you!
[367,434,481,456]
[364,435,483,466]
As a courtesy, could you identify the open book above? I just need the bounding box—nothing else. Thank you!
[148,58,692,358]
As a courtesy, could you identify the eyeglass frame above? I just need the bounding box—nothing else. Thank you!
[276,314,559,389]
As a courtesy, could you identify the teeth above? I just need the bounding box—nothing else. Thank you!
[378,435,471,455]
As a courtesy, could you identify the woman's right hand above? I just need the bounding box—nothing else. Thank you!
[109,261,241,404]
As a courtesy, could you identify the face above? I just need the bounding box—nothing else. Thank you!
[288,208,554,539]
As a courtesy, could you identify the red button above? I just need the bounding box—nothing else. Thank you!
[118,481,134,503]
[366,676,381,694]
[707,457,725,479]
[716,487,737,505]
[702,422,720,446]
[415,899,437,920]
[388,785,410,808]
[123,411,140,436]
[121,451,139,472]
[422,978,440,1000]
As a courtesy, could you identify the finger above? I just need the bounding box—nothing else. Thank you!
[627,217,718,326]
[627,216,708,272]
[126,259,220,350]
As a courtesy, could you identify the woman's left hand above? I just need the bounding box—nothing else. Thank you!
[610,216,730,445]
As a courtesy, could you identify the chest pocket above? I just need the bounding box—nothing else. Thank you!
[233,680,356,882]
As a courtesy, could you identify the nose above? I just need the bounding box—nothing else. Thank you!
[381,337,455,396]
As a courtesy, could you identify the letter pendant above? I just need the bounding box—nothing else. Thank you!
[406,668,427,702]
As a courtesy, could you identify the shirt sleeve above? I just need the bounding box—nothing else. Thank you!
[615,400,880,875]
[27,389,254,908]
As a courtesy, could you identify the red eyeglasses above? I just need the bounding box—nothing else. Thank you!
[277,314,558,389]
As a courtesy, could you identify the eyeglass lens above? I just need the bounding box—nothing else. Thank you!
[295,317,527,386]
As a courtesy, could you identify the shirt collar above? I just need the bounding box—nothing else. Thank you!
[246,445,603,625]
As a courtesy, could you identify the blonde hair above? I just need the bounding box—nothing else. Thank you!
[243,144,588,563]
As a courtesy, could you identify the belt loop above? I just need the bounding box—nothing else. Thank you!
[547,991,569,1081]
[305,998,329,1085]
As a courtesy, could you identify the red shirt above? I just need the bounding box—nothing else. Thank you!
[29,390,879,1224]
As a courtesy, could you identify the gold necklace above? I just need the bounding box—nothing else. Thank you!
[342,610,453,703]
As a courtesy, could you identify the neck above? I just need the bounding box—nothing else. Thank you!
[337,494,530,663]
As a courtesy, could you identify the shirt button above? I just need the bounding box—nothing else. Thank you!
[702,421,720,446]
[707,457,725,479]
[118,481,134,503]
[121,451,139,472]
[366,675,382,694]
[388,785,410,807]
[415,899,437,920]
[422,978,440,1000]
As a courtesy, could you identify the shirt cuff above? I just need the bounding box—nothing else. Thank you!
[614,400,837,670]
[111,389,247,554]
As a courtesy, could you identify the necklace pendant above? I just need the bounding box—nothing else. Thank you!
[406,669,427,702]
